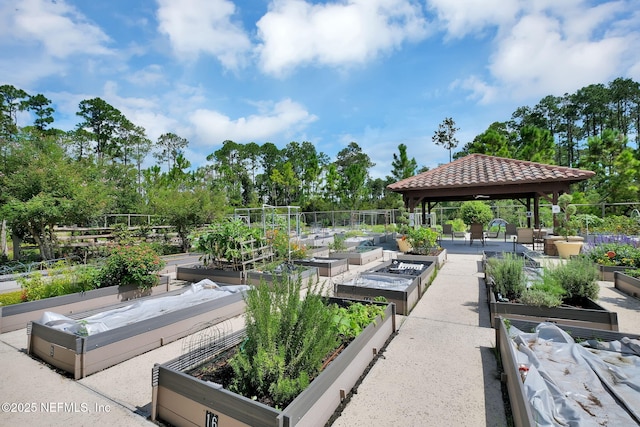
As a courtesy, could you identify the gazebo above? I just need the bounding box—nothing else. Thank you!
[387,154,595,229]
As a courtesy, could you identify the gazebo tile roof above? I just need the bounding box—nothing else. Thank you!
[387,153,595,191]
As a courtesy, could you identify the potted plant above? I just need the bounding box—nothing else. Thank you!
[553,194,585,258]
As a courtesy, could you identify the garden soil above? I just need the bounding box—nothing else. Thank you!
[1,240,640,426]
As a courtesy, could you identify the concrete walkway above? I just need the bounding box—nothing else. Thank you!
[1,242,639,426]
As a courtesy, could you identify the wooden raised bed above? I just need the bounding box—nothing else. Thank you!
[330,247,383,265]
[0,275,170,333]
[613,271,640,298]
[397,248,447,269]
[245,265,319,287]
[496,318,640,427]
[486,282,619,330]
[151,299,396,427]
[27,284,247,379]
[334,273,419,315]
[176,264,245,285]
[293,257,349,277]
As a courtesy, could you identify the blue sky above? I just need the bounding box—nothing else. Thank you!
[2,0,639,178]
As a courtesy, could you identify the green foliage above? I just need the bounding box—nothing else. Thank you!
[18,262,101,302]
[547,256,599,300]
[459,201,493,227]
[97,244,164,290]
[332,301,386,339]
[448,218,467,232]
[593,215,640,235]
[520,274,565,307]
[191,219,264,269]
[0,290,23,306]
[229,275,339,407]
[405,226,439,254]
[555,194,579,238]
[328,234,347,251]
[585,242,640,267]
[486,253,526,300]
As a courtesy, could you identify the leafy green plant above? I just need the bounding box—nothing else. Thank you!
[405,226,439,254]
[555,194,579,239]
[97,243,164,290]
[18,261,101,301]
[448,218,467,232]
[332,301,386,339]
[0,290,23,306]
[486,253,526,300]
[229,275,338,407]
[520,274,565,307]
[459,201,493,227]
[329,234,347,252]
[191,219,265,269]
[547,256,599,300]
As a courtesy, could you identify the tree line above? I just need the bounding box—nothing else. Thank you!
[2,77,640,259]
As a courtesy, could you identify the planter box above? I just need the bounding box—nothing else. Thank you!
[330,247,383,265]
[306,245,330,258]
[176,264,245,285]
[597,264,635,282]
[613,271,640,298]
[334,273,419,315]
[496,318,640,427]
[486,282,619,330]
[397,248,447,269]
[293,257,349,277]
[27,283,247,379]
[151,299,396,427]
[246,265,319,287]
[0,276,170,333]
[367,259,436,296]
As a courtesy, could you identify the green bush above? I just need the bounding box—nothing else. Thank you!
[486,253,526,300]
[405,226,439,254]
[448,218,467,232]
[97,244,164,290]
[229,275,338,407]
[547,256,599,300]
[459,201,493,227]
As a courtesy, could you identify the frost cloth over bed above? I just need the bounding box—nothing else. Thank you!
[507,322,640,426]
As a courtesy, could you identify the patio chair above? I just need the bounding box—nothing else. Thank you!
[442,223,454,240]
[504,223,517,242]
[515,228,535,251]
[469,223,485,246]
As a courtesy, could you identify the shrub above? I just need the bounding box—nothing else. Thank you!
[405,226,439,254]
[547,256,599,300]
[229,275,339,407]
[459,201,493,227]
[97,244,164,290]
[448,218,467,232]
[486,253,526,300]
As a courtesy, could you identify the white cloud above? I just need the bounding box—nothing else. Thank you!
[426,0,522,38]
[256,0,429,76]
[156,0,252,69]
[189,99,318,147]
[125,64,167,86]
[0,0,112,58]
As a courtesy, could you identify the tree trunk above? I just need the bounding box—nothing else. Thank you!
[0,219,7,258]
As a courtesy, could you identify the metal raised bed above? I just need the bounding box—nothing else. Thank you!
[497,317,640,427]
[151,299,396,427]
[0,275,170,333]
[293,257,349,277]
[614,270,640,298]
[27,281,247,379]
[245,264,319,287]
[367,259,436,296]
[330,246,383,265]
[334,272,419,315]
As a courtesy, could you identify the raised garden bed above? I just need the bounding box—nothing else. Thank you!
[293,257,349,277]
[334,272,420,315]
[367,259,436,296]
[0,275,170,333]
[597,264,635,281]
[151,298,396,427]
[245,264,319,287]
[27,280,247,379]
[306,245,330,258]
[496,317,640,427]
[330,246,383,265]
[486,283,619,330]
[613,271,640,298]
[176,264,245,285]
[397,248,447,269]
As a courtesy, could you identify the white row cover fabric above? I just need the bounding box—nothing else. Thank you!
[508,322,640,426]
[39,279,250,336]
[344,274,413,291]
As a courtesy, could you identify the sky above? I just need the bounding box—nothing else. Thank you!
[1,0,640,179]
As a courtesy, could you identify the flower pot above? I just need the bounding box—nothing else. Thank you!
[554,240,584,259]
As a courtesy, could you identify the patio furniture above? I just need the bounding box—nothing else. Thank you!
[515,227,536,250]
[442,223,454,240]
[469,223,485,246]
